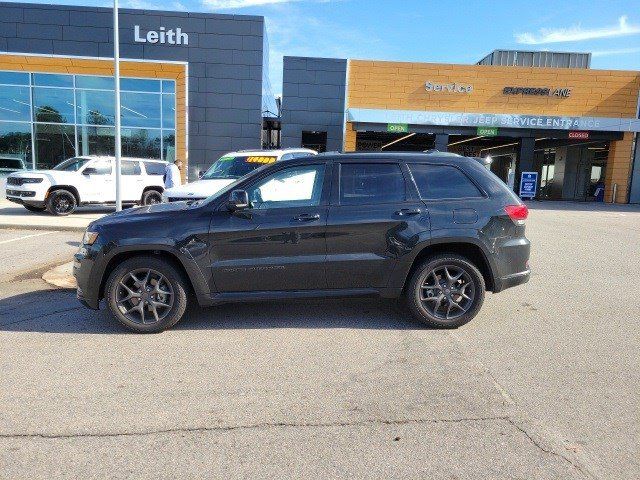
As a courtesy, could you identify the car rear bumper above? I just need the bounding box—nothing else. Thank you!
[495,269,530,291]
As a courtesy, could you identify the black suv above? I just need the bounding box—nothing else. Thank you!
[74,152,530,333]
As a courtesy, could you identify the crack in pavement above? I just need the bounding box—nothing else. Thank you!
[2,415,510,440]
[506,417,594,479]
[0,415,595,477]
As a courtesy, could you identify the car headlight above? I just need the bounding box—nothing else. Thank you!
[22,178,43,184]
[82,230,99,245]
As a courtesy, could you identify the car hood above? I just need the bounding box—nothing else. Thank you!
[9,170,75,180]
[93,200,194,226]
[165,178,235,198]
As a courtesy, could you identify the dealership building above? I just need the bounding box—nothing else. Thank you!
[1,2,640,203]
[282,53,640,203]
[0,1,277,181]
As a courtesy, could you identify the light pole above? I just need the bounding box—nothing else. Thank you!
[113,0,122,211]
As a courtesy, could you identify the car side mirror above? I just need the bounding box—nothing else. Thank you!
[226,189,250,211]
[198,170,205,179]
[82,167,97,175]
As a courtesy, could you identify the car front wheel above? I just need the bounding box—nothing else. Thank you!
[141,189,162,206]
[46,189,77,216]
[405,254,485,328]
[105,256,188,333]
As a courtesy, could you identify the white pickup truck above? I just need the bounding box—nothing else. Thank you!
[5,156,168,215]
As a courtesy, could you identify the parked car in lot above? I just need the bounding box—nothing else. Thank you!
[162,148,316,203]
[0,156,28,176]
[74,151,531,333]
[5,156,167,215]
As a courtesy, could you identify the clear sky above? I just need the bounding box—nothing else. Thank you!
[7,0,640,94]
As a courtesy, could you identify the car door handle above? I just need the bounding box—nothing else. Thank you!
[293,213,320,222]
[395,208,422,216]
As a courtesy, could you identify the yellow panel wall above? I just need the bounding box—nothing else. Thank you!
[0,54,188,183]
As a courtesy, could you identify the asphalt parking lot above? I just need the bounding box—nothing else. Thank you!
[1,202,639,479]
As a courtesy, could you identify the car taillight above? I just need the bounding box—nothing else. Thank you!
[504,204,528,224]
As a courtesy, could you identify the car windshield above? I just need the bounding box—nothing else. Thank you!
[53,158,91,172]
[0,158,23,169]
[201,155,277,180]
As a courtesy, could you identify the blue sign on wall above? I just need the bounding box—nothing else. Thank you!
[519,172,538,198]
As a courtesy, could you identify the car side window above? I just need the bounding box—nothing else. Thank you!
[143,161,166,176]
[121,161,141,176]
[408,164,482,200]
[339,163,405,205]
[89,160,112,175]
[280,153,294,161]
[247,164,325,210]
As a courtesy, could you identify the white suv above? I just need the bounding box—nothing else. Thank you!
[5,156,168,216]
[162,148,317,203]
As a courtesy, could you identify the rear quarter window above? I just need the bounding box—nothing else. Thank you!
[143,161,167,176]
[340,163,405,205]
[409,164,483,200]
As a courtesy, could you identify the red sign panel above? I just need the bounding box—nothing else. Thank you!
[568,131,589,139]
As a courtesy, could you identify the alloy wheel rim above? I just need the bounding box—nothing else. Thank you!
[54,195,73,213]
[147,193,161,205]
[115,268,174,324]
[419,265,475,320]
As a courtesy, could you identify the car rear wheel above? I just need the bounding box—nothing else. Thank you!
[46,189,77,216]
[141,189,162,206]
[23,204,46,212]
[405,254,485,328]
[105,256,188,333]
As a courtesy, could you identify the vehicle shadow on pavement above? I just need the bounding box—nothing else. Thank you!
[0,288,422,334]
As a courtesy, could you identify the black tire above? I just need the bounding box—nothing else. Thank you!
[141,189,163,206]
[405,254,485,328]
[23,204,46,212]
[46,189,77,216]
[105,256,188,333]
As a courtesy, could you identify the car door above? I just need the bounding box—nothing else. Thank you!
[78,159,113,202]
[208,162,331,292]
[325,162,430,289]
[120,160,144,202]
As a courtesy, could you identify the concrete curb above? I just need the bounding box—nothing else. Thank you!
[0,223,87,232]
[42,261,77,289]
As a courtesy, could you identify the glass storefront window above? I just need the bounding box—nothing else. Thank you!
[0,86,31,122]
[0,70,176,168]
[0,122,32,170]
[162,80,175,93]
[34,123,76,169]
[76,89,115,125]
[121,128,161,159]
[0,72,29,86]
[75,75,114,90]
[121,92,161,128]
[121,78,161,93]
[33,88,75,123]
[162,132,175,162]
[32,73,74,88]
[162,94,175,129]
[77,125,115,157]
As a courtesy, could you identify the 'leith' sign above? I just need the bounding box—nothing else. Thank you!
[134,25,189,45]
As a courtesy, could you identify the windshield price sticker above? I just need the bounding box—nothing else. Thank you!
[247,156,277,164]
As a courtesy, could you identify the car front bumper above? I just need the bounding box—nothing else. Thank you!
[73,247,102,310]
